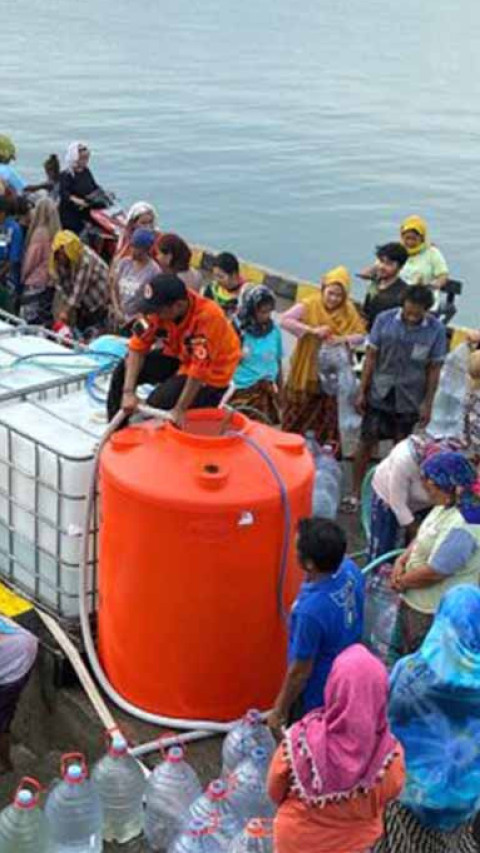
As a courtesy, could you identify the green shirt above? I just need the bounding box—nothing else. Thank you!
[403,505,480,614]
[401,246,448,286]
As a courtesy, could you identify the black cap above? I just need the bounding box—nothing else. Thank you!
[130,273,188,314]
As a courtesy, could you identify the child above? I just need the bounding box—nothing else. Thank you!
[203,251,245,319]
[24,154,61,203]
[229,285,283,424]
[465,350,480,464]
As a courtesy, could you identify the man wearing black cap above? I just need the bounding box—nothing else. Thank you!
[107,273,241,424]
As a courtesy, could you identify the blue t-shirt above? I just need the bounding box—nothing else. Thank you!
[233,326,283,389]
[288,557,365,713]
[0,217,24,265]
[0,164,25,193]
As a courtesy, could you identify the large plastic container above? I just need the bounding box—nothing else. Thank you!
[0,777,50,852]
[0,390,108,617]
[91,731,146,843]
[45,753,103,852]
[98,409,313,720]
[144,744,202,851]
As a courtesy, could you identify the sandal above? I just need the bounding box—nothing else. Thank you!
[341,495,360,514]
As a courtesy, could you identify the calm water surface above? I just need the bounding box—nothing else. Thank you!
[3,0,480,323]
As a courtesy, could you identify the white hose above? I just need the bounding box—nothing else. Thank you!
[79,406,243,735]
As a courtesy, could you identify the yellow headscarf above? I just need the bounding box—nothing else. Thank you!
[400,215,429,256]
[287,266,366,394]
[49,230,84,275]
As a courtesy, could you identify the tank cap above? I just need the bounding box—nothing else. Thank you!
[166,745,184,763]
[274,434,305,456]
[195,462,229,490]
[208,779,227,800]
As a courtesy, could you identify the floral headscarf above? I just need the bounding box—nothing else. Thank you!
[389,585,480,831]
[237,285,276,338]
[421,451,480,523]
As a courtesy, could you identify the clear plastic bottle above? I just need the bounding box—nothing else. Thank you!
[337,360,361,458]
[187,779,243,848]
[0,777,51,853]
[312,445,342,519]
[145,744,202,851]
[228,747,275,824]
[427,342,470,439]
[45,753,103,852]
[91,730,146,843]
[168,816,225,853]
[222,710,275,776]
[227,818,274,852]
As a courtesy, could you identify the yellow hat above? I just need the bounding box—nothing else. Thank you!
[400,215,428,240]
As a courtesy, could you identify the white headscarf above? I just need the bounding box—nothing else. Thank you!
[126,201,158,226]
[64,141,89,173]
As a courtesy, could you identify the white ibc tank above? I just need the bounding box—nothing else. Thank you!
[0,389,109,617]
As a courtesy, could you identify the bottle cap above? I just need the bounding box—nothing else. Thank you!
[166,745,184,763]
[16,789,34,808]
[110,733,128,756]
[246,818,273,838]
[246,709,261,725]
[189,816,208,836]
[67,764,83,782]
[208,779,227,800]
[251,746,267,762]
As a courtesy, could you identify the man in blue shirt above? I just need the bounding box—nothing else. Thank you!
[349,285,447,508]
[267,517,365,733]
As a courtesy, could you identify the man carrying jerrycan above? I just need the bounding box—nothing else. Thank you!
[267,518,365,735]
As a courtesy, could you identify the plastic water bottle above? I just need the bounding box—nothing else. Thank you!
[227,819,273,852]
[91,730,146,843]
[228,748,275,824]
[169,816,225,853]
[337,361,361,457]
[145,744,202,851]
[187,779,243,847]
[427,342,470,439]
[312,445,342,519]
[0,777,50,852]
[45,753,103,852]
[222,710,276,776]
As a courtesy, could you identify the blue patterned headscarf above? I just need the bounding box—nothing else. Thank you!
[421,451,480,523]
[389,585,480,831]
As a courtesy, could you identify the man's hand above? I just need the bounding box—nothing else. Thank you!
[121,390,139,415]
[355,389,367,415]
[418,401,432,429]
[266,708,285,739]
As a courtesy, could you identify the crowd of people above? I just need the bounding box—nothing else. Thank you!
[2,135,480,851]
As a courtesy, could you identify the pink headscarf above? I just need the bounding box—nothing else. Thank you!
[284,645,398,806]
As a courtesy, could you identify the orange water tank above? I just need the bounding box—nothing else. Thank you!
[98,409,314,721]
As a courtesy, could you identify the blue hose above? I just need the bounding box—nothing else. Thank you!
[2,349,121,403]
[227,430,291,624]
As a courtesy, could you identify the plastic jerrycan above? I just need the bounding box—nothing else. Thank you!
[0,776,50,853]
[91,730,146,843]
[145,744,202,851]
[222,709,275,776]
[228,747,275,824]
[188,779,243,847]
[169,816,225,853]
[45,752,103,852]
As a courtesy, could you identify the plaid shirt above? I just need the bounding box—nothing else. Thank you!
[57,245,110,313]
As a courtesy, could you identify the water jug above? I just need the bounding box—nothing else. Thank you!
[427,342,470,439]
[144,744,202,851]
[0,777,50,853]
[337,359,361,457]
[222,710,275,776]
[228,748,275,824]
[91,730,146,843]
[45,753,103,852]
[318,344,350,396]
[187,779,243,847]
[227,819,274,852]
[312,445,342,519]
[169,816,224,853]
